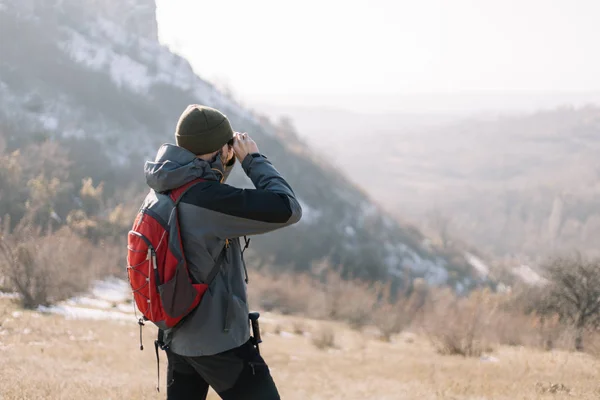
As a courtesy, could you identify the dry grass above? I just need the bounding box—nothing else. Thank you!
[1,299,599,400]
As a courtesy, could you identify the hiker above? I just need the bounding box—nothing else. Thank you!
[142,105,302,399]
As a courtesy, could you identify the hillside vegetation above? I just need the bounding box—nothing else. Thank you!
[281,106,600,263]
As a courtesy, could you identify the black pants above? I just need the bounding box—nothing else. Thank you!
[166,340,280,400]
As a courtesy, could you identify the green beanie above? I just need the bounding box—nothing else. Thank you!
[175,105,234,155]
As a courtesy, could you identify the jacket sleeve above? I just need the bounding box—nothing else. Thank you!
[179,154,302,239]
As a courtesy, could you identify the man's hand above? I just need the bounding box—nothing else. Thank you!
[232,132,260,162]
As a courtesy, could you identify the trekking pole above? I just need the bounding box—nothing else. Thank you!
[249,312,262,354]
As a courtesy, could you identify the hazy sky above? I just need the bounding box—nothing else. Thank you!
[156,0,600,111]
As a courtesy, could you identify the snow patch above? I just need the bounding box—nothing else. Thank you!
[423,264,450,286]
[58,22,255,123]
[38,304,133,322]
[39,115,58,131]
[360,202,379,219]
[62,29,109,69]
[512,265,546,285]
[94,17,130,48]
[109,53,151,92]
[480,355,500,363]
[91,277,131,303]
[465,252,489,276]
[66,296,113,310]
[384,241,455,286]
[297,199,322,225]
[35,278,135,322]
[117,303,135,313]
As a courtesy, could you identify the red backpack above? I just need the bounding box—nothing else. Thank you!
[126,178,226,340]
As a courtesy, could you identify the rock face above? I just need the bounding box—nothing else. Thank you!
[93,0,159,41]
[0,0,482,289]
[4,0,158,40]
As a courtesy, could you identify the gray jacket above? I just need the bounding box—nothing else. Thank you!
[143,144,302,356]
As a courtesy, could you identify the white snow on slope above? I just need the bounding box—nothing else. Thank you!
[66,296,112,309]
[297,199,322,225]
[512,264,546,286]
[62,28,152,93]
[344,225,356,237]
[465,252,489,276]
[39,115,59,130]
[38,304,133,322]
[37,278,136,322]
[59,20,255,122]
[91,278,131,303]
[0,292,20,300]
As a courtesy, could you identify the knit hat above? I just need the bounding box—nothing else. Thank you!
[175,105,234,155]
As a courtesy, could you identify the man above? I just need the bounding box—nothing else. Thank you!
[144,105,302,399]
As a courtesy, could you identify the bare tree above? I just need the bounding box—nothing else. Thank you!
[541,255,600,351]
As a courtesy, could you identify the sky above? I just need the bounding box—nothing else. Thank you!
[155,0,600,113]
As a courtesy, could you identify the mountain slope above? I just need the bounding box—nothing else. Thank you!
[0,0,481,290]
[274,104,600,261]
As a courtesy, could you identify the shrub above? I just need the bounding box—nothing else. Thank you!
[322,272,378,330]
[372,302,414,342]
[423,289,492,357]
[0,222,116,309]
[292,321,305,335]
[311,326,336,350]
[247,272,322,315]
[373,280,428,341]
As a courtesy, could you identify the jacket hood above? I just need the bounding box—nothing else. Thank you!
[144,144,223,192]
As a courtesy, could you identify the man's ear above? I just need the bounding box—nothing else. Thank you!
[221,143,235,166]
[196,149,220,161]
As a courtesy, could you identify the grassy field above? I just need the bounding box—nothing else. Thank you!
[0,298,599,400]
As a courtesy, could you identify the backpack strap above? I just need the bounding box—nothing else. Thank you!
[169,178,205,204]
[168,177,227,286]
[205,245,228,285]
